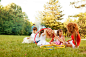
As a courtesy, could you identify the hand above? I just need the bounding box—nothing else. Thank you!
[42,33,45,36]
[59,38,64,43]
[75,45,78,48]
[52,30,55,34]
[67,40,69,42]
[52,30,56,36]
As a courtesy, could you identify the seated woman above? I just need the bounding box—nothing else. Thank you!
[65,23,81,48]
[37,28,55,46]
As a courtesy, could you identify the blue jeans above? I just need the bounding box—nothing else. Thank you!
[34,40,40,43]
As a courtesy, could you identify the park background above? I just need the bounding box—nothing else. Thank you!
[0,0,86,57]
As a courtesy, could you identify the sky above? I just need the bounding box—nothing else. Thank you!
[1,0,86,23]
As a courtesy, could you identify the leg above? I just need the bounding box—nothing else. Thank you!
[51,42,55,44]
[65,43,72,47]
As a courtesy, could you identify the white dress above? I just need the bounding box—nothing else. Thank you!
[37,33,50,46]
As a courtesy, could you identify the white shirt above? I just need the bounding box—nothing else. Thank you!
[30,33,40,41]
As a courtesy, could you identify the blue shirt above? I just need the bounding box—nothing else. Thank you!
[32,26,35,31]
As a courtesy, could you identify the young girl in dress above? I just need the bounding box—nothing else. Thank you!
[35,28,44,43]
[66,22,81,48]
[22,27,40,43]
[51,29,65,45]
[37,29,55,46]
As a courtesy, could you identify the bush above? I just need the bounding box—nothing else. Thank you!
[84,35,86,38]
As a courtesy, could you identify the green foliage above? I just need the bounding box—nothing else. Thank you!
[71,12,86,37]
[24,20,32,35]
[78,15,86,37]
[0,3,32,35]
[63,18,78,37]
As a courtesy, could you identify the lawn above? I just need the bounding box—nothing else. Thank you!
[0,35,86,57]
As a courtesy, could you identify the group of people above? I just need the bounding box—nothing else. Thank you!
[22,22,81,48]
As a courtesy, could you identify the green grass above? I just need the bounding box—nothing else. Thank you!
[0,35,86,57]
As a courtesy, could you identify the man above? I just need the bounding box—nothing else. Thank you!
[42,25,46,28]
[32,24,35,32]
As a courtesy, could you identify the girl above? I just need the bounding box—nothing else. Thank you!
[66,22,81,48]
[51,29,65,45]
[34,28,44,43]
[37,29,55,46]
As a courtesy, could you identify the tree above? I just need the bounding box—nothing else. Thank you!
[69,12,86,37]
[2,3,24,35]
[23,12,32,35]
[68,0,86,37]
[77,13,86,37]
[0,3,32,35]
[63,18,78,37]
[70,0,86,8]
[36,0,64,30]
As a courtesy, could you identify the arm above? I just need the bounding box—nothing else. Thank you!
[54,36,63,42]
[66,37,72,42]
[62,35,65,41]
[42,29,46,36]
[52,30,59,40]
[52,30,57,37]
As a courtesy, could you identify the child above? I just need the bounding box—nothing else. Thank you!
[22,27,39,43]
[30,27,37,40]
[37,29,55,46]
[34,28,44,43]
[66,23,81,48]
[51,29,65,45]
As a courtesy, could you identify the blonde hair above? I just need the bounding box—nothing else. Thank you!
[46,29,54,38]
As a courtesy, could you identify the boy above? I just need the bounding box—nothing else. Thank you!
[22,27,39,43]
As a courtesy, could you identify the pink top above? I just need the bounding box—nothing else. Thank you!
[54,35,63,45]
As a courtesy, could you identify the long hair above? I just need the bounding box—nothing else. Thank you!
[67,22,79,44]
[39,28,44,37]
[57,29,62,36]
[46,29,54,38]
[66,23,78,34]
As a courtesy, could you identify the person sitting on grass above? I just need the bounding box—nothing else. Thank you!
[22,27,40,43]
[65,22,81,48]
[51,29,65,45]
[34,28,44,43]
[37,28,56,46]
